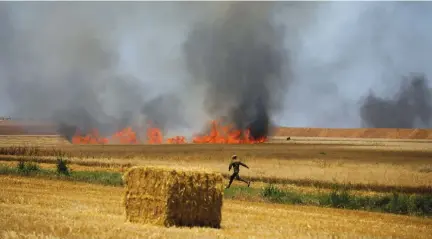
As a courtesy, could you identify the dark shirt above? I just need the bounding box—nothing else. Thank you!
[229,161,249,173]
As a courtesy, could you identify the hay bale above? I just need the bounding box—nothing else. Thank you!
[123,165,224,228]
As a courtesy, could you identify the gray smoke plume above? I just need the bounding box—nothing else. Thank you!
[0,2,200,141]
[0,3,141,140]
[183,2,289,139]
[141,94,188,132]
[278,1,432,128]
[3,1,432,135]
[360,74,432,128]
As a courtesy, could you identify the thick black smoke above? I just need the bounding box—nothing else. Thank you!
[360,74,432,128]
[183,2,289,139]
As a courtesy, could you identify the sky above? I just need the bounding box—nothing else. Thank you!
[1,1,432,132]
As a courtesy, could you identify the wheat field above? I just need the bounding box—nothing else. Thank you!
[1,138,431,192]
[1,176,431,239]
[1,135,432,238]
[1,154,431,193]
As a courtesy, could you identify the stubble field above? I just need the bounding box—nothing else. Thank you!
[0,129,432,238]
[2,176,432,239]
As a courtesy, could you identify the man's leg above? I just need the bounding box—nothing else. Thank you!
[237,175,250,187]
[226,173,237,189]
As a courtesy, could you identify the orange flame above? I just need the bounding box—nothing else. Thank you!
[167,136,186,144]
[146,124,163,144]
[71,120,267,144]
[192,120,266,144]
[112,127,138,144]
[71,129,109,144]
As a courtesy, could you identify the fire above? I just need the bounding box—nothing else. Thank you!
[167,136,186,144]
[71,120,267,145]
[113,127,138,144]
[146,124,163,144]
[192,120,266,144]
[71,129,108,144]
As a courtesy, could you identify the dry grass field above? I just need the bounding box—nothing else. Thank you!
[274,127,432,139]
[0,126,432,238]
[1,139,431,192]
[0,160,418,197]
[2,176,431,239]
[0,135,70,146]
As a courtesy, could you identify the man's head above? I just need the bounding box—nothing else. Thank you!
[231,154,238,160]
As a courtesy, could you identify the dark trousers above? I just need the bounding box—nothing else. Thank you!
[226,172,248,188]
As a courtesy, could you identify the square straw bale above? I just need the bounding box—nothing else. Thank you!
[123,165,224,228]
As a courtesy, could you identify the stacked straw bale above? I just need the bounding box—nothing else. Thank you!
[123,165,224,228]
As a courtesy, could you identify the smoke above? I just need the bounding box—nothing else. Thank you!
[183,2,289,139]
[360,74,432,128]
[0,2,208,140]
[0,5,14,115]
[277,2,432,128]
[141,94,188,132]
[0,4,141,139]
[2,1,432,138]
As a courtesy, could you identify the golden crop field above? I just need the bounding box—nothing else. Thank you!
[0,160,408,197]
[1,134,432,238]
[1,136,431,192]
[0,135,71,147]
[1,176,431,239]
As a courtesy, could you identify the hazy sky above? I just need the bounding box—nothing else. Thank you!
[275,1,432,127]
[1,1,431,131]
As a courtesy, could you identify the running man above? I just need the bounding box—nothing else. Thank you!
[226,154,251,189]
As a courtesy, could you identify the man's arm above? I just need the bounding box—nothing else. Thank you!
[239,162,249,169]
[228,163,233,171]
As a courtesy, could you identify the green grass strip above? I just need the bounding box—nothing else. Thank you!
[0,164,123,186]
[260,184,432,217]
